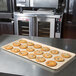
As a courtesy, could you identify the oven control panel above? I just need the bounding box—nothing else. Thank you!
[55,18,62,38]
[16,0,30,7]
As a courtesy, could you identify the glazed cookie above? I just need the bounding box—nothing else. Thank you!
[61,53,71,58]
[43,53,52,58]
[4,45,13,50]
[18,51,28,56]
[13,42,21,47]
[36,57,46,62]
[50,50,59,54]
[41,47,50,52]
[28,53,36,59]
[54,56,64,62]
[34,44,42,49]
[46,60,57,67]
[27,42,34,46]
[26,47,34,52]
[34,50,43,55]
[11,48,20,53]
[19,44,27,49]
[19,39,27,43]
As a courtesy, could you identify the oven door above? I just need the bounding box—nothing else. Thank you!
[0,0,12,13]
[36,17,55,38]
[18,17,34,36]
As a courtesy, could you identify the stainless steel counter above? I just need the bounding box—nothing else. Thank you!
[0,35,76,76]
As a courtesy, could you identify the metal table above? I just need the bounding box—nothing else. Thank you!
[0,35,76,76]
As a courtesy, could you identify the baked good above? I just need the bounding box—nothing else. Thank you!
[54,56,64,62]
[28,53,36,59]
[13,42,21,47]
[11,48,20,53]
[18,51,28,56]
[50,50,59,54]
[34,44,42,49]
[34,50,43,55]
[36,57,46,62]
[46,60,57,67]
[19,44,27,49]
[27,42,34,46]
[19,39,27,43]
[61,53,71,58]
[43,53,52,58]
[26,47,34,52]
[4,45,13,50]
[41,47,50,52]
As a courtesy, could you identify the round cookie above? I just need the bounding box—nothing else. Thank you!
[46,60,57,67]
[41,47,50,52]
[54,56,64,62]
[27,42,34,46]
[4,45,13,50]
[18,51,28,56]
[43,53,52,58]
[34,50,43,55]
[50,50,59,54]
[28,54,36,59]
[34,44,42,49]
[11,48,20,53]
[13,42,21,47]
[19,39,27,43]
[36,57,46,62]
[26,47,34,52]
[61,53,71,58]
[19,44,27,49]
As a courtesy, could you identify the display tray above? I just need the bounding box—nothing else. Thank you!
[1,38,76,70]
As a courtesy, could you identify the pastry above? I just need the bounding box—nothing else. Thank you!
[19,44,27,49]
[43,53,52,58]
[34,44,42,49]
[34,50,43,55]
[54,56,64,62]
[36,57,46,62]
[28,53,36,59]
[4,45,13,50]
[13,42,21,47]
[18,51,28,56]
[61,53,71,58]
[50,50,59,54]
[11,48,20,53]
[26,47,34,52]
[41,47,50,52]
[27,42,34,46]
[46,60,57,67]
[19,39,27,43]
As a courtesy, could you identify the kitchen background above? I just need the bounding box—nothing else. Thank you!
[0,0,76,39]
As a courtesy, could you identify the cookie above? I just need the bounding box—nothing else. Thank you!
[50,50,59,54]
[61,53,71,58]
[43,53,52,58]
[11,48,20,53]
[41,47,50,52]
[54,56,64,62]
[34,44,42,49]
[26,47,34,52]
[4,45,13,50]
[18,51,28,56]
[28,54,36,59]
[13,42,21,47]
[27,42,34,46]
[19,39,27,43]
[46,60,57,67]
[34,50,43,55]
[36,57,46,62]
[19,44,27,49]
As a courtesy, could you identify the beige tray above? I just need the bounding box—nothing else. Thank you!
[1,38,76,70]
